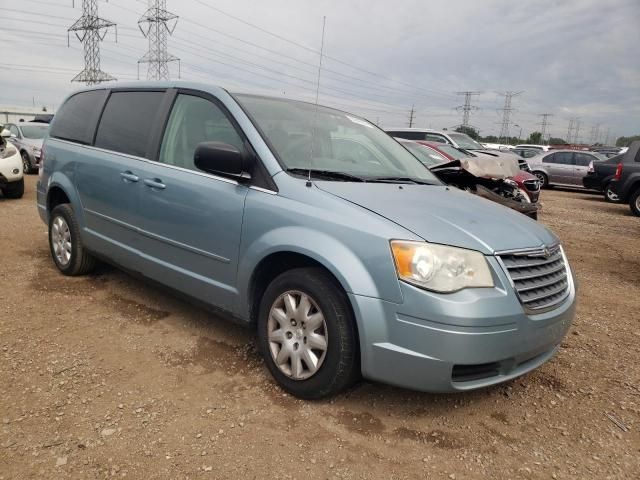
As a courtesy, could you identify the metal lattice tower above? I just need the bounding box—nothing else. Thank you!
[455,91,481,128]
[589,124,601,144]
[566,118,575,143]
[138,0,180,81]
[538,113,553,144]
[68,0,117,84]
[574,120,582,144]
[496,91,523,142]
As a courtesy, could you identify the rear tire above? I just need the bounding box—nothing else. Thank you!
[630,189,640,217]
[48,204,96,276]
[2,178,24,199]
[604,183,620,203]
[257,267,359,399]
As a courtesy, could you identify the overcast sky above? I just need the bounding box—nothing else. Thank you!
[2,0,639,142]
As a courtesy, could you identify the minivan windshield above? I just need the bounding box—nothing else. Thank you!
[20,124,49,139]
[234,94,440,183]
[448,133,484,150]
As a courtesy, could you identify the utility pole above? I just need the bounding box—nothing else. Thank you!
[68,0,117,84]
[496,91,523,143]
[455,91,481,129]
[538,113,553,144]
[138,0,180,80]
[408,105,415,128]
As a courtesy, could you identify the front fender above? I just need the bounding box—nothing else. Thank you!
[236,226,388,319]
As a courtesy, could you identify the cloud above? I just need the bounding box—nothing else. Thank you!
[1,0,638,140]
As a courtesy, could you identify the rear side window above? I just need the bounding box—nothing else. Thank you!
[95,91,164,158]
[50,90,107,144]
[542,153,556,163]
[554,152,574,165]
[574,153,593,166]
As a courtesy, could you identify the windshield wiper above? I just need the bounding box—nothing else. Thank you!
[286,168,366,182]
[368,176,437,185]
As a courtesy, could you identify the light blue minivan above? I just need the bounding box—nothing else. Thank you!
[37,82,576,399]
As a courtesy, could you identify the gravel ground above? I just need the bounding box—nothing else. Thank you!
[1,176,639,479]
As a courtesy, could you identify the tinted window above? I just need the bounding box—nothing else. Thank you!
[387,131,426,141]
[159,94,244,171]
[542,153,556,163]
[424,133,448,143]
[95,91,164,157]
[50,90,107,144]
[574,153,593,167]
[554,152,574,165]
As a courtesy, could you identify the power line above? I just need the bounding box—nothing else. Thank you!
[67,0,117,84]
[138,0,180,80]
[496,91,523,142]
[455,91,481,128]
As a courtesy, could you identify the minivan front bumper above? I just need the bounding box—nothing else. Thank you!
[350,257,576,393]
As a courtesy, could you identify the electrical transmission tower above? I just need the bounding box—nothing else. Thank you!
[566,118,575,143]
[138,0,180,80]
[538,113,553,144]
[574,120,582,144]
[455,91,481,129]
[589,124,601,144]
[68,0,117,84]
[408,105,416,127]
[496,91,523,143]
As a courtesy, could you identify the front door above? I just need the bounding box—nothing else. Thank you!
[135,92,249,311]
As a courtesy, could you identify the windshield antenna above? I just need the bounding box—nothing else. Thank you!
[308,15,326,187]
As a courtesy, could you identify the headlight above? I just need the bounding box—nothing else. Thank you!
[390,240,494,293]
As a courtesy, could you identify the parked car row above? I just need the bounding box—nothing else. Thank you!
[2,121,49,173]
[35,82,577,399]
[0,129,24,199]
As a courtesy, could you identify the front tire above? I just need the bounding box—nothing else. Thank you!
[630,189,640,217]
[2,178,24,199]
[21,151,33,174]
[257,267,359,399]
[48,204,96,276]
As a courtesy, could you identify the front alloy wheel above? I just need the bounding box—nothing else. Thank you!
[267,291,328,380]
[258,267,359,399]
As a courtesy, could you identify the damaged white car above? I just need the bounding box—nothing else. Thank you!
[0,129,24,199]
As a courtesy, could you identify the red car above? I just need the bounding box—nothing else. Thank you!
[413,140,541,204]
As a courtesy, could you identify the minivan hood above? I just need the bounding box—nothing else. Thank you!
[316,182,558,254]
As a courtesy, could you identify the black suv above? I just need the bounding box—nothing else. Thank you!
[582,153,624,202]
[609,141,640,216]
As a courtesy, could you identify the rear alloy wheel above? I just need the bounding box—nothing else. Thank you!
[604,183,620,203]
[258,267,359,399]
[630,189,640,217]
[533,172,548,188]
[48,204,96,275]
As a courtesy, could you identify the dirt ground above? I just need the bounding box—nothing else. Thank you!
[1,175,639,479]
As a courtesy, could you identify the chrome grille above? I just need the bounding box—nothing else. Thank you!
[499,245,570,312]
[523,179,540,192]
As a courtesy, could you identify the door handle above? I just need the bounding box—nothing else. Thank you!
[143,178,166,190]
[120,171,139,183]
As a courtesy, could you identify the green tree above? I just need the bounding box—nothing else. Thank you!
[480,135,498,143]
[549,137,566,144]
[616,135,640,147]
[528,131,543,144]
[455,125,479,140]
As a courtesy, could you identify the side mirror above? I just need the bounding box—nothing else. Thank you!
[0,130,11,138]
[194,142,251,182]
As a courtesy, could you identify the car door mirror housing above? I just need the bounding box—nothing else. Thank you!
[0,129,11,138]
[194,142,252,182]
